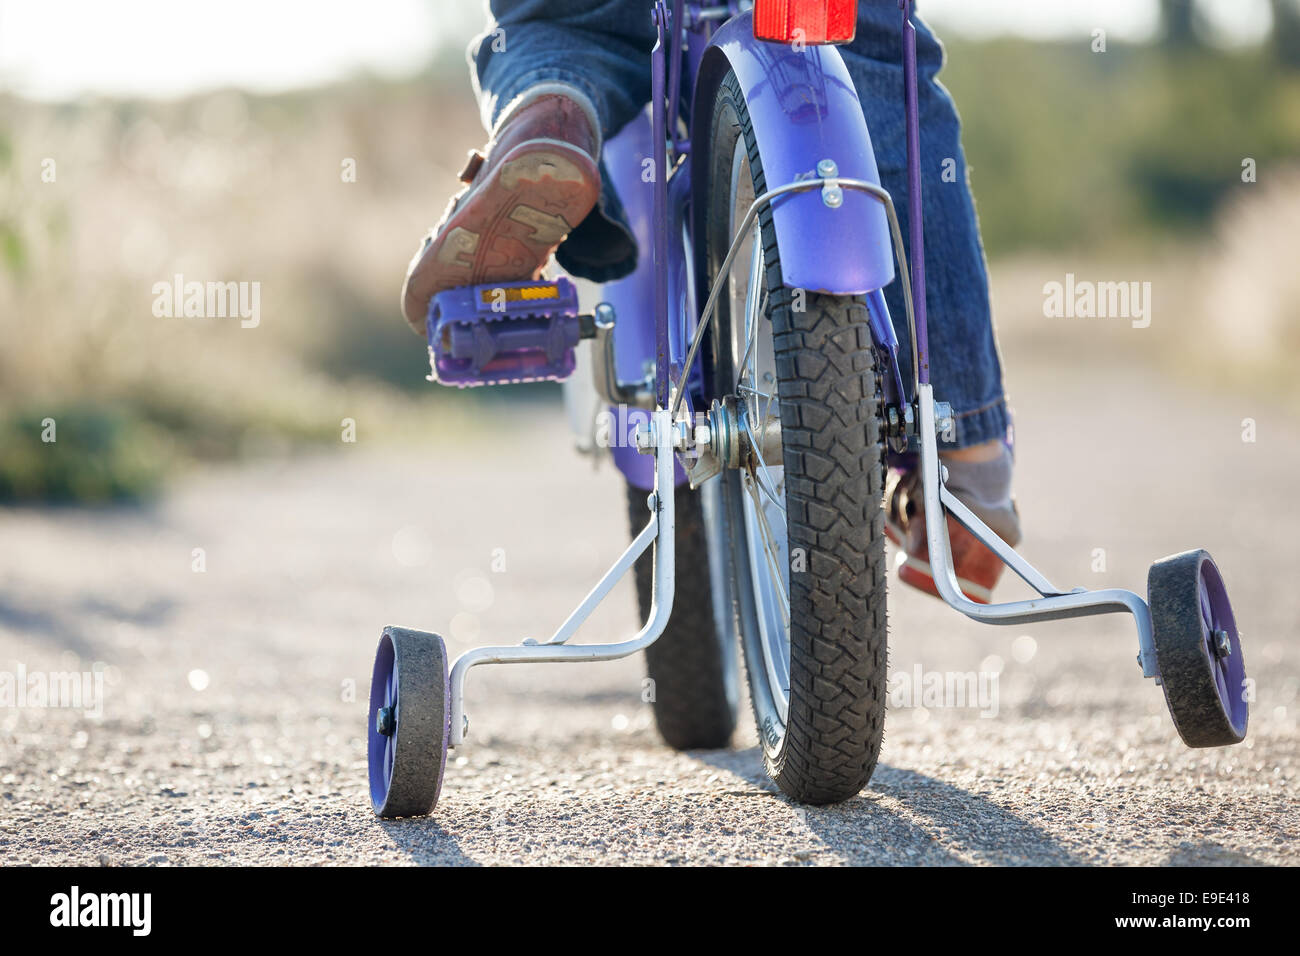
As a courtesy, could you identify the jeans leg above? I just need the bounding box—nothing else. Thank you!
[468,0,654,282]
[844,2,1011,450]
[470,0,655,141]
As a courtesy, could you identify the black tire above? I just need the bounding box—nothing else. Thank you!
[1148,550,1248,748]
[628,484,739,750]
[369,626,450,818]
[701,70,888,804]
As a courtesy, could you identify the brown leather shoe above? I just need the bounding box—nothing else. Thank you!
[400,88,602,334]
[885,468,1017,605]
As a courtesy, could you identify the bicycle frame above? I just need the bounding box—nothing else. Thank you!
[601,1,900,490]
[447,0,1160,748]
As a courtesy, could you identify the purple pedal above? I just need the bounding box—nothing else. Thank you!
[427,278,585,387]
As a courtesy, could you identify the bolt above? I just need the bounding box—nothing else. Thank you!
[818,160,842,208]
[462,714,470,738]
[375,706,395,737]
[933,401,955,438]
[634,421,654,453]
[646,492,658,513]
[1213,628,1232,658]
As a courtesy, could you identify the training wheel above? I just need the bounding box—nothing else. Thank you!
[367,626,450,818]
[1148,550,1248,748]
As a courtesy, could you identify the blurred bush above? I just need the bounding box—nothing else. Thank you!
[0,403,173,503]
[941,35,1300,255]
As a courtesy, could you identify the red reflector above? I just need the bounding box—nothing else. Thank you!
[753,0,857,45]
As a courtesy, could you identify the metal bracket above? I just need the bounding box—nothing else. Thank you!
[447,407,679,747]
[914,383,1160,679]
[670,173,923,423]
[590,302,655,409]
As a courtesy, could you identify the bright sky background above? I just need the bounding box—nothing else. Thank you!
[0,0,1276,101]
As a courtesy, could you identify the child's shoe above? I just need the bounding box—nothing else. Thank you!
[401,86,602,334]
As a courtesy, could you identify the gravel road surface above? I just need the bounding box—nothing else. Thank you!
[1,356,1296,866]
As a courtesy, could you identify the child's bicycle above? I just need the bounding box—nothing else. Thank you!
[367,0,1249,817]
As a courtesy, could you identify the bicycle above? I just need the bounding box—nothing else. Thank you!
[367,0,1250,817]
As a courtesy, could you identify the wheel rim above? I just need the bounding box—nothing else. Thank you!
[1198,560,1248,736]
[367,632,398,809]
[723,144,792,741]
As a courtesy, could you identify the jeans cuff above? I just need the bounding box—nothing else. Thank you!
[945,395,1012,449]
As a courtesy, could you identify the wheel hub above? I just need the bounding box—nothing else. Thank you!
[375,705,395,737]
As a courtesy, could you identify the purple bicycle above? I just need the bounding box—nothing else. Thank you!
[368,0,1249,818]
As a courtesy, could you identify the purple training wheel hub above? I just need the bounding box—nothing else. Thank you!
[427,277,582,387]
[1148,549,1249,748]
[1198,559,1248,737]
[367,634,399,811]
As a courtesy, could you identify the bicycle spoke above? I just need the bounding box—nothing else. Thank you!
[757,371,778,442]
[742,415,786,514]
[743,473,791,621]
[737,225,764,409]
[738,383,775,401]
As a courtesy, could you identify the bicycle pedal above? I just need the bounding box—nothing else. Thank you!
[426,278,589,387]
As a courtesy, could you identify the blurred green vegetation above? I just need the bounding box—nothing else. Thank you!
[0,404,174,503]
[0,20,1296,503]
[0,389,364,504]
[942,35,1300,256]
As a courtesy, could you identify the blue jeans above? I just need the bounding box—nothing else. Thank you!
[470,1,1010,448]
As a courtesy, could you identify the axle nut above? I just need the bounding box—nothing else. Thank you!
[633,421,654,454]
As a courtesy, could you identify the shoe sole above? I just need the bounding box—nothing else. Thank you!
[887,505,997,604]
[895,551,994,604]
[402,140,600,332]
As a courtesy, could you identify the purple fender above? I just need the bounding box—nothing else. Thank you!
[690,11,895,296]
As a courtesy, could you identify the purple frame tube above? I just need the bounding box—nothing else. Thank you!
[651,2,673,409]
[900,0,930,386]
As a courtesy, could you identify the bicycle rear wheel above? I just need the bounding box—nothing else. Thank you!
[627,482,740,750]
[700,70,889,804]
